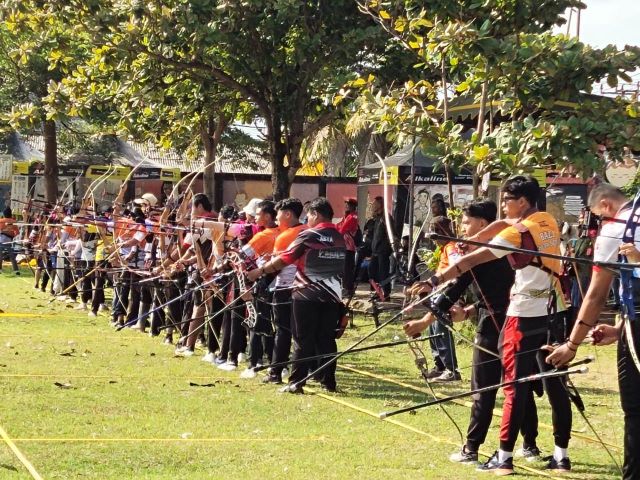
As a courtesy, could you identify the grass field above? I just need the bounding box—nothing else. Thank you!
[0,268,625,479]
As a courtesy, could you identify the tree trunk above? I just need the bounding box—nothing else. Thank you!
[42,119,58,204]
[473,79,489,198]
[271,139,290,201]
[201,115,229,210]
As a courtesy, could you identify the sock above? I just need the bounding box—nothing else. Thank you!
[553,446,568,462]
[498,449,513,463]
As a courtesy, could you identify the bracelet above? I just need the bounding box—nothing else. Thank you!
[565,341,578,352]
[577,319,597,328]
[428,274,441,288]
[567,339,580,347]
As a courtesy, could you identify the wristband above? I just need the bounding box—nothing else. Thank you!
[428,274,441,288]
[566,342,578,352]
[577,319,597,328]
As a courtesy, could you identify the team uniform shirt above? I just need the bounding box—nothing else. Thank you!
[279,222,346,302]
[489,211,567,317]
[593,203,640,266]
[337,213,358,252]
[241,226,281,264]
[0,218,18,246]
[273,224,307,289]
[437,241,463,273]
[81,225,98,262]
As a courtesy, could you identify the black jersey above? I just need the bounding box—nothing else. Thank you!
[279,222,346,302]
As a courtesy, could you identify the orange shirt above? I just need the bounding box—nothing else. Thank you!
[273,224,306,254]
[243,226,282,258]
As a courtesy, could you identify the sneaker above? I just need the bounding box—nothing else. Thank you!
[239,368,257,379]
[432,369,462,383]
[74,303,88,310]
[425,367,445,379]
[163,335,173,345]
[516,445,541,462]
[175,348,194,357]
[477,451,513,476]
[98,304,109,312]
[217,361,238,371]
[237,352,246,363]
[282,367,289,379]
[14,271,20,276]
[195,339,206,350]
[202,352,215,363]
[544,456,571,472]
[65,297,77,304]
[450,445,479,464]
[262,375,283,385]
[320,384,337,393]
[213,356,227,366]
[56,295,68,302]
[278,383,304,394]
[88,311,97,318]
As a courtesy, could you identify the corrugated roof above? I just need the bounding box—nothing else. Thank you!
[13,133,273,174]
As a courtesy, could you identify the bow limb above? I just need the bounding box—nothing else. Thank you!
[375,153,398,263]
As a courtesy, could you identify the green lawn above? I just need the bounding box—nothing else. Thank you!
[0,269,624,479]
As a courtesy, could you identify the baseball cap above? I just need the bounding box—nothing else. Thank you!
[242,198,263,217]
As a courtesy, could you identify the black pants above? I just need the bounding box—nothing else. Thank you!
[206,291,224,353]
[619,322,640,480]
[288,300,340,389]
[368,254,391,298]
[112,272,129,320]
[270,290,293,378]
[498,315,572,452]
[149,281,166,336]
[163,275,186,334]
[91,261,107,314]
[342,250,356,294]
[466,331,538,452]
[80,260,95,305]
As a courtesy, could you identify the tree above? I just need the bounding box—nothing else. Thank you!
[38,0,399,200]
[0,2,92,202]
[349,1,640,201]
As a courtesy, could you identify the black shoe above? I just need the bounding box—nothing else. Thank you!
[320,383,337,393]
[477,451,513,475]
[262,375,283,385]
[516,445,541,462]
[449,445,479,464]
[278,383,304,394]
[543,456,571,472]
[425,367,445,379]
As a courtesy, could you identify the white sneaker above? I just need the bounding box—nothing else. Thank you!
[56,295,68,302]
[88,311,97,318]
[239,368,257,379]
[74,303,88,310]
[237,353,246,363]
[282,367,289,379]
[202,352,215,363]
[98,304,109,312]
[66,297,77,304]
[175,348,194,357]
[217,362,238,371]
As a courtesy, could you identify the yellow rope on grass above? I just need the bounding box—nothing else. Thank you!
[307,387,564,480]
[0,423,44,480]
[338,364,623,452]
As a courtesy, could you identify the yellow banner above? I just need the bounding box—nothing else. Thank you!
[378,165,399,185]
[86,165,131,181]
[13,161,29,175]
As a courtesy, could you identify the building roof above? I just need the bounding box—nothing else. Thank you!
[11,132,273,174]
